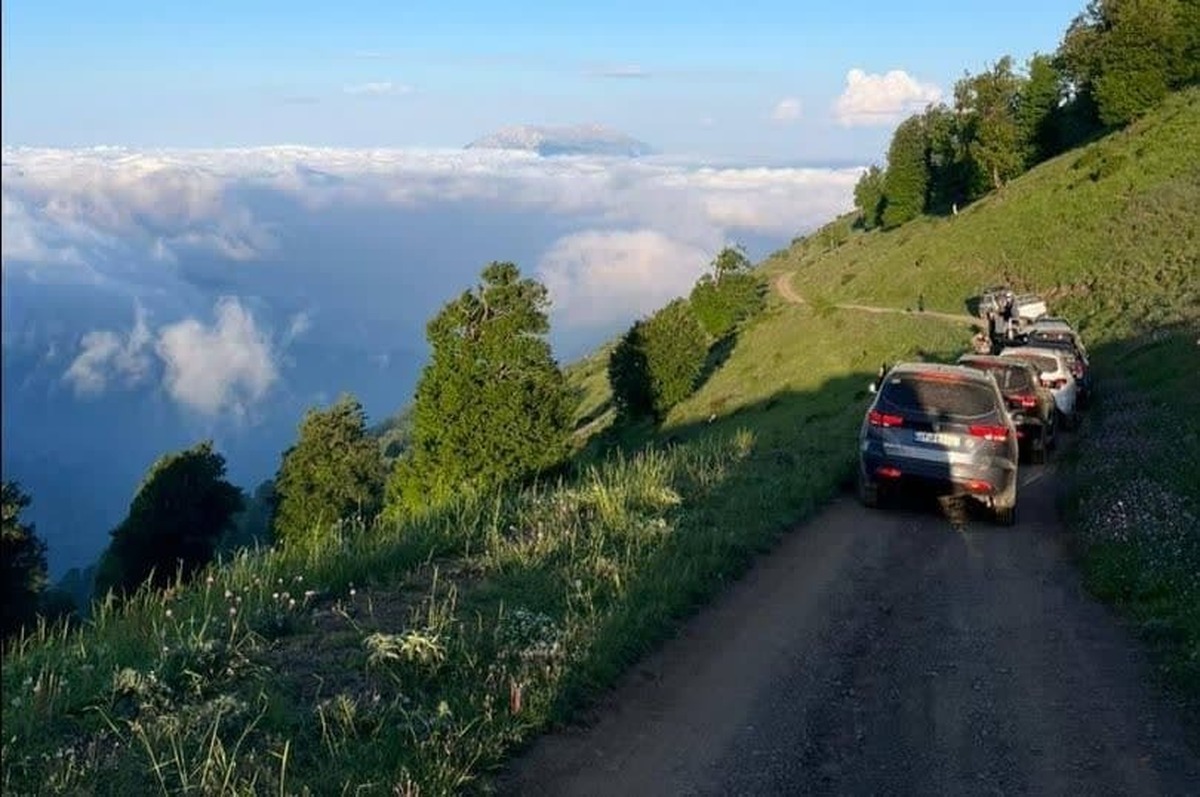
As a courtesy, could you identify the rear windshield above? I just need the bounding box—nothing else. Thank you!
[1031,331,1074,344]
[1003,353,1058,374]
[964,362,1034,392]
[878,375,998,418]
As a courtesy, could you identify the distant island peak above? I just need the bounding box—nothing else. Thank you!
[465,124,654,157]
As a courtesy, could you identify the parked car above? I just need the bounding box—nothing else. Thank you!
[957,354,1057,463]
[998,346,1079,429]
[1025,318,1092,404]
[976,286,1015,318]
[858,362,1020,525]
[1012,293,1049,325]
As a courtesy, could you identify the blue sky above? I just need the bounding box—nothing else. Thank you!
[3,0,1085,161]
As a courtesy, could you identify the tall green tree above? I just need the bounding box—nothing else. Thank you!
[880,115,929,228]
[710,244,752,283]
[689,245,765,339]
[1018,53,1068,165]
[94,442,244,598]
[921,104,972,214]
[608,298,708,421]
[853,165,886,229]
[955,56,1027,194]
[273,394,386,547]
[2,481,49,640]
[386,262,573,517]
[1058,0,1191,128]
[1095,0,1186,125]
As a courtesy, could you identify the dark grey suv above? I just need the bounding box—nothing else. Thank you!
[858,362,1021,525]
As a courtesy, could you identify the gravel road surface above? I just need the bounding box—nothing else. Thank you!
[497,462,1199,796]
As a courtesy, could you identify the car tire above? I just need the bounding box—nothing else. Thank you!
[993,477,1018,527]
[1031,430,1047,465]
[857,469,880,509]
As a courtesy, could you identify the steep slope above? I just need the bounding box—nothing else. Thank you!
[764,88,1200,343]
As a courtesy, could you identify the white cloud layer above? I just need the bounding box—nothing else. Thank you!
[61,297,280,417]
[156,298,278,417]
[834,68,943,127]
[771,97,802,123]
[538,230,712,328]
[4,144,861,370]
[63,305,153,394]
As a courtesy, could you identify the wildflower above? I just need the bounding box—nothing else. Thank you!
[349,588,357,597]
[224,589,233,599]
[288,598,297,609]
[207,575,215,585]
[229,607,237,616]
[165,609,173,618]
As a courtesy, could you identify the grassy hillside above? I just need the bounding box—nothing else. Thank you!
[771,88,1199,342]
[3,91,1198,795]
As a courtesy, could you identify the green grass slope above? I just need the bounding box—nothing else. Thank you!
[769,88,1199,343]
[2,91,1197,795]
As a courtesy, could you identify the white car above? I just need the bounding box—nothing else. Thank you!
[998,346,1079,428]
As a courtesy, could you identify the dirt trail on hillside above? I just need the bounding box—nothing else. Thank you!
[495,462,1200,796]
[774,272,979,326]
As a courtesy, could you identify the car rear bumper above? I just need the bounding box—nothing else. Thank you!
[860,450,1016,498]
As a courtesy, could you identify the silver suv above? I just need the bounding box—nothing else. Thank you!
[858,362,1020,525]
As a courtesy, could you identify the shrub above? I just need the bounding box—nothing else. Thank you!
[689,272,766,339]
[609,299,708,421]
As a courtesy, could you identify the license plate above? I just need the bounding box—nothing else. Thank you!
[913,431,962,447]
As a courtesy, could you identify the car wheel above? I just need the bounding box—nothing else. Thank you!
[993,478,1017,527]
[1031,429,1048,465]
[857,469,880,509]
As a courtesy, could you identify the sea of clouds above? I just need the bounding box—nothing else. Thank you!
[1,145,861,575]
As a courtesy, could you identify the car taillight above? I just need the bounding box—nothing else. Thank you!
[868,409,904,428]
[1012,394,1038,409]
[964,479,994,495]
[1042,378,1068,389]
[969,424,1009,442]
[876,466,902,479]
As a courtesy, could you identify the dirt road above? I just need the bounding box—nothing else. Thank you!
[774,272,979,326]
[497,462,1200,796]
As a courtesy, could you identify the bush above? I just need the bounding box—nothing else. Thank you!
[689,272,766,339]
[609,299,708,421]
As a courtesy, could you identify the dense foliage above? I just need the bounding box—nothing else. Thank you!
[853,0,1199,228]
[689,246,766,338]
[1,482,48,641]
[385,262,573,518]
[609,298,708,421]
[273,394,386,548]
[94,442,244,598]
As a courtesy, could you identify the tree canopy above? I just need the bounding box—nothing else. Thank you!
[94,441,244,598]
[608,298,708,421]
[385,261,573,517]
[2,481,49,641]
[273,394,386,548]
